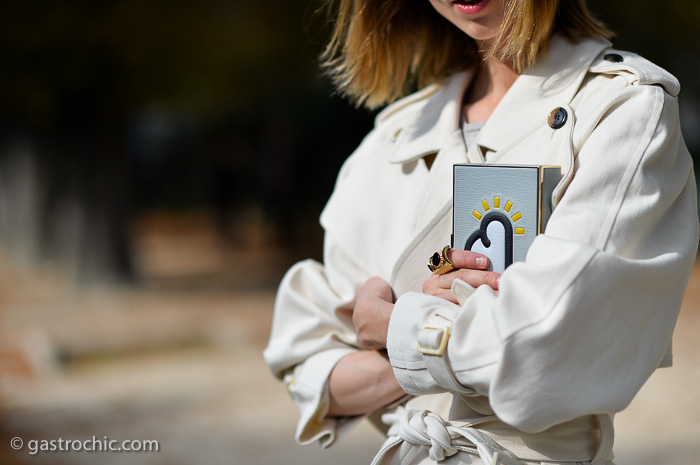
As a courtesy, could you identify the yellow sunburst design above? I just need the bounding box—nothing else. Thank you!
[476,198,525,235]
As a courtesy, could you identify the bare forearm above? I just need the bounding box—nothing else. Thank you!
[327,350,406,417]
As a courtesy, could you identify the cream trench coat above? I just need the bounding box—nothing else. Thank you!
[263,34,699,465]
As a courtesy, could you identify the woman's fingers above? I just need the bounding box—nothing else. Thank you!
[353,295,394,349]
[449,268,501,291]
[422,276,462,303]
[422,286,460,304]
[446,248,491,270]
[353,277,396,349]
[423,268,501,296]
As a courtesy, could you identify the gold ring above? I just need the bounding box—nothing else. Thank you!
[427,245,454,275]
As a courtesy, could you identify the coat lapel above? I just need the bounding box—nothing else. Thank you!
[476,35,610,160]
[386,69,472,165]
[389,35,611,292]
[390,202,453,296]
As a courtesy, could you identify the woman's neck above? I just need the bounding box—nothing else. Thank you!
[463,56,519,123]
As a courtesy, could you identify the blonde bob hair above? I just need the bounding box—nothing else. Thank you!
[321,0,613,109]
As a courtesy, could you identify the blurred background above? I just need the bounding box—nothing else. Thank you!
[0,1,698,464]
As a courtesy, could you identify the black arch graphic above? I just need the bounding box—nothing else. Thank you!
[464,211,514,269]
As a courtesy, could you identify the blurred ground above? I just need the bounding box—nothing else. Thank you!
[1,214,698,465]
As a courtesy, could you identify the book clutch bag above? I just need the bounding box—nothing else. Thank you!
[452,164,561,273]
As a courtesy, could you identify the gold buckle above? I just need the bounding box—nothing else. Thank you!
[417,326,450,356]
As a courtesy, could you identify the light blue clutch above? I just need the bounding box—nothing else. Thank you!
[452,164,561,273]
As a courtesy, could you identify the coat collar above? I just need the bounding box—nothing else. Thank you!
[386,34,611,165]
[386,69,471,164]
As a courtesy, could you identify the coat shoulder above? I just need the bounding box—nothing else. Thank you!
[588,48,680,96]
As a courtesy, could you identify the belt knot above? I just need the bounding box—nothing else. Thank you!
[393,409,459,461]
[378,407,524,465]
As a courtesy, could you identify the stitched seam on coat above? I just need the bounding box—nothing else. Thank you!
[389,202,453,285]
[390,355,432,369]
[596,87,665,251]
[393,366,431,372]
[453,360,499,373]
[375,83,443,124]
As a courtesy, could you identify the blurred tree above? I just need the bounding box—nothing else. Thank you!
[0,0,696,285]
[0,0,373,284]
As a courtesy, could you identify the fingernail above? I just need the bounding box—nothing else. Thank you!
[475,257,488,267]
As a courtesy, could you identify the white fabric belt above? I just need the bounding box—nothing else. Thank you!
[370,407,614,465]
[371,407,524,465]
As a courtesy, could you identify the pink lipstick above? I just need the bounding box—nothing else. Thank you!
[452,0,490,15]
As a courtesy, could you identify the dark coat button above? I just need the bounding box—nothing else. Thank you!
[604,53,624,63]
[548,107,568,129]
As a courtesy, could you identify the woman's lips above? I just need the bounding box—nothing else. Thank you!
[452,0,490,14]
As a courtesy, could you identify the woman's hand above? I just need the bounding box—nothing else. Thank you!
[327,278,403,417]
[352,277,395,350]
[422,249,501,304]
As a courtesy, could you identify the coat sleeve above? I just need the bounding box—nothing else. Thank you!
[262,137,378,447]
[386,83,699,433]
[262,246,366,447]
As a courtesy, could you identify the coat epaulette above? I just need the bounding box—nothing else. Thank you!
[588,49,681,96]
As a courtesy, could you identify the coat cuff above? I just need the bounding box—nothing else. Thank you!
[387,292,475,396]
[285,347,362,448]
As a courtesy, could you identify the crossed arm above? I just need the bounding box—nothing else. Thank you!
[327,249,500,417]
